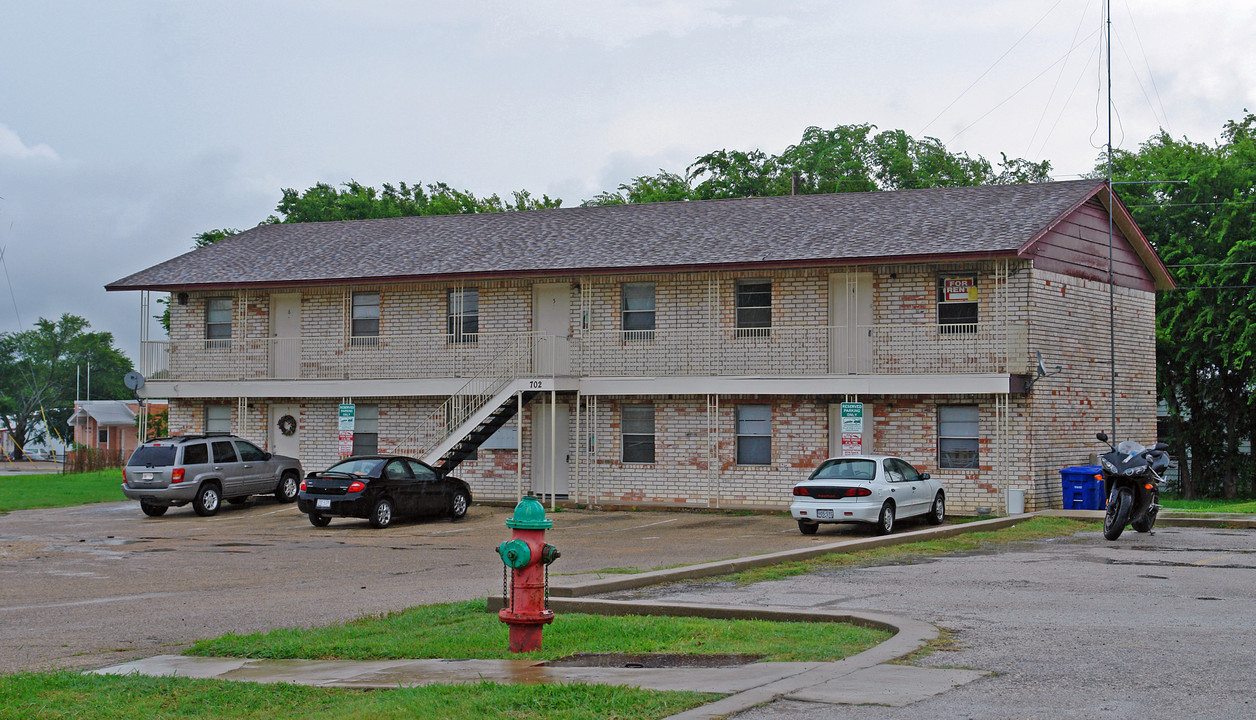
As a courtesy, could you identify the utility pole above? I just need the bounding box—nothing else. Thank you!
[1105,0,1117,442]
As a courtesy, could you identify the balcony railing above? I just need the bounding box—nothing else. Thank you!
[138,322,1028,382]
[138,331,549,382]
[574,323,1028,376]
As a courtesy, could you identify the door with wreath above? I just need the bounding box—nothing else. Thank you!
[270,403,301,461]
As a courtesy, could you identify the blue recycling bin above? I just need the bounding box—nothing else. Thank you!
[1060,466,1105,510]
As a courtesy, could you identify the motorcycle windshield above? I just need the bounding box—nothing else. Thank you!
[1116,440,1146,455]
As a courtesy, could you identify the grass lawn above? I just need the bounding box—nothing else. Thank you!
[0,672,714,720]
[0,469,124,513]
[189,599,890,663]
[725,516,1100,584]
[1159,496,1256,513]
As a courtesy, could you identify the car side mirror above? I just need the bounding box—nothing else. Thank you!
[920,473,931,480]
[263,452,272,461]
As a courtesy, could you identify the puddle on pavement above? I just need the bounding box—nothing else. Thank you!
[543,653,763,668]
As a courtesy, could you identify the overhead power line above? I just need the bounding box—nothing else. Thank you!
[921,0,1069,136]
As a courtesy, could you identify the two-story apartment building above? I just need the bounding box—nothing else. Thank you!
[106,179,1172,515]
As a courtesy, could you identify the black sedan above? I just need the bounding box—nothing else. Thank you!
[297,455,471,528]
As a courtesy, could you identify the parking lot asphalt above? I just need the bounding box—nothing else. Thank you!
[6,499,1254,719]
[0,497,860,675]
[615,524,1256,720]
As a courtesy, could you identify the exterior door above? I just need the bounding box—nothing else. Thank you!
[270,293,301,379]
[270,403,301,462]
[532,400,570,498]
[828,273,873,373]
[532,283,571,375]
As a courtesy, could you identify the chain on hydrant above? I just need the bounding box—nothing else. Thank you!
[495,495,561,653]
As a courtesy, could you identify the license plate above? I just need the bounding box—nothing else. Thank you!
[816,509,834,519]
[316,499,331,509]
[142,473,154,481]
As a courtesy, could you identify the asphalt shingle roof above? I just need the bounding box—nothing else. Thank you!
[107,179,1105,291]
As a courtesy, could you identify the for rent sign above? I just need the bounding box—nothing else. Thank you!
[942,277,977,302]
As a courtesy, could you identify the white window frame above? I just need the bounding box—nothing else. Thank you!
[447,288,479,344]
[621,282,656,340]
[938,405,980,469]
[352,404,379,455]
[205,297,233,347]
[735,279,771,338]
[351,291,380,344]
[621,404,656,463]
[938,276,978,335]
[735,404,771,465]
[205,405,232,434]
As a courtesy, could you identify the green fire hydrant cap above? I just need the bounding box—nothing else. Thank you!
[505,495,552,529]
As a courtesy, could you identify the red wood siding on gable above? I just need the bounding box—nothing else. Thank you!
[1027,199,1155,292]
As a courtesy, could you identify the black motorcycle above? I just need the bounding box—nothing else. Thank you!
[1096,432,1171,541]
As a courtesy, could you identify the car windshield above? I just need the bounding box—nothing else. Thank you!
[127,446,176,467]
[809,459,876,480]
[324,458,385,476]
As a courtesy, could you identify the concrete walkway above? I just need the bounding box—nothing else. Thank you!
[93,600,985,717]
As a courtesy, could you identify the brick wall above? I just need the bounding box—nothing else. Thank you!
[157,260,1157,516]
[1025,268,1157,509]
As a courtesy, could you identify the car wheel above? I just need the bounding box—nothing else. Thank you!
[875,502,895,535]
[449,491,469,520]
[369,497,394,529]
[275,472,299,503]
[192,483,221,517]
[797,519,818,535]
[308,513,331,527]
[140,501,167,517]
[226,496,250,506]
[927,493,945,525]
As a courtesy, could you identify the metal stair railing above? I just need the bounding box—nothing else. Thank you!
[388,333,547,460]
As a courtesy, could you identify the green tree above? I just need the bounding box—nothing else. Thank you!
[0,315,133,458]
[268,180,562,224]
[643,124,1051,203]
[582,171,693,206]
[194,228,241,248]
[1109,111,1256,498]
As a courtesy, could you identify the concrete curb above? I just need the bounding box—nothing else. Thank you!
[1039,508,1256,529]
[547,514,1033,597]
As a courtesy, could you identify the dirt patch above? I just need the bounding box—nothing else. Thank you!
[542,652,764,668]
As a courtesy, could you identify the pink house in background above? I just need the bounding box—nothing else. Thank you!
[69,400,168,458]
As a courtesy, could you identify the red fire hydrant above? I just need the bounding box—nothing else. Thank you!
[496,495,561,652]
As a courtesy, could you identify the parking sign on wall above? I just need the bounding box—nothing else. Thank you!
[338,404,355,456]
[840,402,863,456]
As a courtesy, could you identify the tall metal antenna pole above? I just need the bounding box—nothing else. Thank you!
[1106,0,1117,441]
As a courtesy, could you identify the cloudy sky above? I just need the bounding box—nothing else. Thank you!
[1,1,1251,362]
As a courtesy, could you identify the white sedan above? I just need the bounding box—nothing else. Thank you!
[790,455,946,535]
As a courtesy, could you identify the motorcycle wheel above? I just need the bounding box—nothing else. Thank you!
[1103,487,1133,541]
[1132,503,1159,533]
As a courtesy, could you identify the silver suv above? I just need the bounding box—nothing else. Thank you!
[122,434,303,517]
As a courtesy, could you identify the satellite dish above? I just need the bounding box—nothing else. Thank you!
[1036,351,1048,377]
[124,371,146,391]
